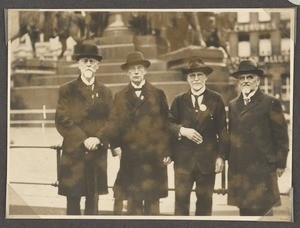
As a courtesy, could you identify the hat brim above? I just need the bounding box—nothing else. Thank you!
[121,60,151,71]
[183,66,213,76]
[74,54,103,62]
[231,69,264,78]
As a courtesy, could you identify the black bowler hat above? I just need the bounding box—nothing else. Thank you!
[231,59,264,78]
[182,58,213,75]
[121,52,151,71]
[74,44,103,61]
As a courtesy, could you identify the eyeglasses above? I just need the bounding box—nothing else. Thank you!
[187,73,206,81]
[128,65,145,72]
[80,58,98,65]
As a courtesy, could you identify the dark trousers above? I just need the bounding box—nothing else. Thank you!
[175,169,215,216]
[239,207,274,216]
[66,195,99,215]
[127,198,160,215]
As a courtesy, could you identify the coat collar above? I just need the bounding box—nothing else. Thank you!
[236,89,264,114]
[125,80,153,112]
[73,75,104,102]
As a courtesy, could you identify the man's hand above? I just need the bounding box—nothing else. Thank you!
[180,127,203,144]
[215,157,225,173]
[163,156,172,165]
[276,168,285,177]
[84,137,100,151]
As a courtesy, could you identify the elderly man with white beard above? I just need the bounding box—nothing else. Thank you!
[55,44,113,215]
[227,59,289,216]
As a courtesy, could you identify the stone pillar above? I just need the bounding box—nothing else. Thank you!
[271,13,281,55]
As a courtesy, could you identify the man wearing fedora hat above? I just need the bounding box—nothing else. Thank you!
[107,51,171,215]
[55,43,113,215]
[227,59,289,216]
[168,57,228,215]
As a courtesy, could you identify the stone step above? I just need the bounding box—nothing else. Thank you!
[15,71,182,87]
[57,59,168,75]
[11,81,237,111]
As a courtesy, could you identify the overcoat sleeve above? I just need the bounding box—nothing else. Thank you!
[215,95,230,160]
[55,86,87,149]
[94,88,114,145]
[167,95,182,138]
[269,98,289,168]
[104,92,122,149]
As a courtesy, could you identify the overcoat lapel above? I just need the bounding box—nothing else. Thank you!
[73,76,93,104]
[183,91,198,121]
[125,82,152,114]
[240,89,264,116]
[236,95,245,113]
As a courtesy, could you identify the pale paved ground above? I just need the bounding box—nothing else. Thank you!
[6,127,292,221]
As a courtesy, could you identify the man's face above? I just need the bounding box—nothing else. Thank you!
[237,73,260,94]
[126,64,147,86]
[187,71,207,91]
[78,58,100,81]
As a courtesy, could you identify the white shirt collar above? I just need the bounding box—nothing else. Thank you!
[242,88,257,100]
[81,75,95,86]
[131,79,146,89]
[191,86,206,96]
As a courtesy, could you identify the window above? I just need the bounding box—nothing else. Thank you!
[258,11,271,22]
[281,74,290,101]
[281,38,290,55]
[237,12,250,23]
[280,12,290,21]
[259,34,271,56]
[238,33,250,57]
[260,76,274,95]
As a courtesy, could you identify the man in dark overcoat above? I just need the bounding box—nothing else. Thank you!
[227,59,289,216]
[168,58,229,215]
[108,52,171,215]
[55,44,113,215]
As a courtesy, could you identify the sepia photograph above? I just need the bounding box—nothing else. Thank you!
[6,8,294,222]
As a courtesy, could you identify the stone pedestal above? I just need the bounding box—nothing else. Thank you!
[94,13,135,61]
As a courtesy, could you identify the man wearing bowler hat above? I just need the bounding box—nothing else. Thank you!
[55,44,113,215]
[108,51,171,215]
[168,57,229,215]
[227,59,289,216]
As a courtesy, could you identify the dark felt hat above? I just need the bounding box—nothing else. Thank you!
[74,44,103,61]
[121,52,151,71]
[182,58,213,75]
[231,59,264,78]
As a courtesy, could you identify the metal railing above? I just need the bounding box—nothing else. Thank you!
[9,145,228,195]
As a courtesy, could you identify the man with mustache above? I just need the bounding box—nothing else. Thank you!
[55,44,113,215]
[227,59,289,216]
[168,57,228,215]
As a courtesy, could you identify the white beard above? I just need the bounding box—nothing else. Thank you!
[83,69,94,79]
[242,86,252,94]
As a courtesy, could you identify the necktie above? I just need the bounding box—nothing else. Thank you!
[133,87,143,98]
[244,98,250,105]
[193,94,200,111]
[87,84,94,99]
